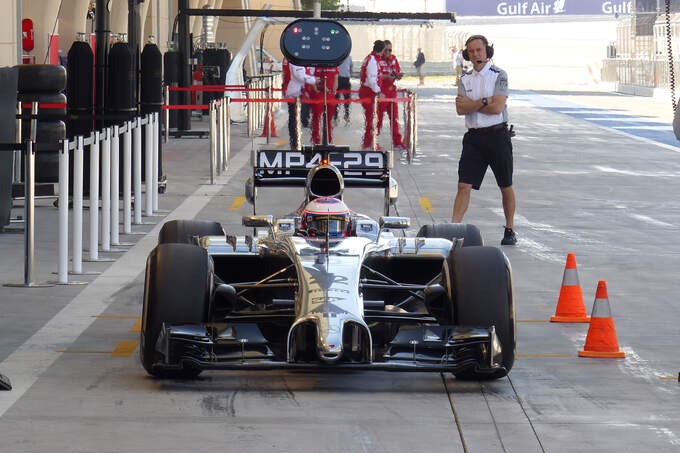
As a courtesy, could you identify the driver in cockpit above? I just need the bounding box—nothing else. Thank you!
[299,197,353,238]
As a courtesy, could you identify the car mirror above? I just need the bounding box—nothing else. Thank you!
[242,215,273,228]
[389,177,398,206]
[379,216,410,230]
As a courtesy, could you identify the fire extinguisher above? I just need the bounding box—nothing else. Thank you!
[22,18,35,52]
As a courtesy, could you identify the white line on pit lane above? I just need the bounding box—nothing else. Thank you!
[612,125,673,131]
[0,143,252,418]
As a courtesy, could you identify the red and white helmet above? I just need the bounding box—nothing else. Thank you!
[301,197,350,237]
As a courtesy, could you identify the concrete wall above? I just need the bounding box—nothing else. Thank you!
[0,0,18,67]
[21,0,62,64]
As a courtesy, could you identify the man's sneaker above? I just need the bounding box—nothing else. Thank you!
[501,227,517,245]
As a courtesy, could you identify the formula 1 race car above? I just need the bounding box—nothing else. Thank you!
[140,144,516,380]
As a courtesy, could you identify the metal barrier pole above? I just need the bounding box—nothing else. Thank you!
[133,118,142,224]
[88,132,100,261]
[413,93,418,156]
[152,112,159,211]
[164,85,169,143]
[209,101,216,184]
[217,100,223,175]
[247,80,253,137]
[12,102,21,184]
[225,96,231,169]
[372,97,378,152]
[101,128,111,252]
[266,84,271,144]
[296,98,302,151]
[57,140,69,283]
[123,122,132,233]
[144,115,153,217]
[111,125,120,246]
[73,136,84,273]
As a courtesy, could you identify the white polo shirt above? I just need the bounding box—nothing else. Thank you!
[457,61,509,129]
[285,63,316,98]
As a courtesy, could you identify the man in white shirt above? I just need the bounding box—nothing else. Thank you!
[453,35,517,245]
[359,40,385,150]
[284,60,316,149]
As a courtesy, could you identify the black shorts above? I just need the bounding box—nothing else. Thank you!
[458,127,513,190]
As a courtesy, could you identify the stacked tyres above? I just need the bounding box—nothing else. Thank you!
[107,42,137,125]
[164,51,180,128]
[66,41,94,193]
[16,64,67,184]
[141,43,164,183]
[201,48,230,107]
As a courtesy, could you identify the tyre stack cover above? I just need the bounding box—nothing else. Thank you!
[16,64,67,184]
[66,41,95,194]
[163,51,181,128]
[0,68,18,227]
[201,48,231,112]
[141,43,164,180]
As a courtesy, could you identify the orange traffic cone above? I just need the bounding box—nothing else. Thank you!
[578,281,625,358]
[550,253,591,323]
[259,103,278,137]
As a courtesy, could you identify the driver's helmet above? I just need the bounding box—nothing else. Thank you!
[301,197,351,237]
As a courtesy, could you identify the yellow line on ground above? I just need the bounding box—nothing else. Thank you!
[659,376,679,380]
[229,196,246,211]
[517,354,572,358]
[129,318,142,332]
[91,315,140,319]
[111,341,139,357]
[57,350,111,354]
[418,197,434,213]
[518,320,548,323]
[276,139,287,146]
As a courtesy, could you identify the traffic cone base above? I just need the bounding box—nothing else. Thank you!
[578,350,626,358]
[551,315,591,323]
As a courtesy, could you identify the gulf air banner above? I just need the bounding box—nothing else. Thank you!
[446,0,631,16]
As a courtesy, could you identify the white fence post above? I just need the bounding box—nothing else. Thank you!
[111,125,120,246]
[72,136,84,274]
[134,117,142,224]
[123,121,132,233]
[57,140,69,284]
[101,128,111,252]
[152,112,159,211]
[144,114,153,217]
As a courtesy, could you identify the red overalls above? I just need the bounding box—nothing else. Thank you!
[378,54,404,148]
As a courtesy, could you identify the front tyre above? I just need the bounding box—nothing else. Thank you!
[448,246,515,380]
[417,223,483,247]
[141,243,211,378]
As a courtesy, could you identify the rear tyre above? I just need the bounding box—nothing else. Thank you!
[417,223,483,247]
[158,219,224,245]
[141,243,211,378]
[447,246,515,380]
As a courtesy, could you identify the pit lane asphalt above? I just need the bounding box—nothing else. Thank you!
[0,84,679,452]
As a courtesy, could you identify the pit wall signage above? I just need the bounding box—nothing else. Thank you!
[446,0,631,16]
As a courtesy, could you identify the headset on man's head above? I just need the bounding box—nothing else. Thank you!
[462,35,494,61]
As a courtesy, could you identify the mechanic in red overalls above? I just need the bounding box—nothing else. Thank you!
[377,40,405,150]
[310,66,339,145]
[359,40,386,150]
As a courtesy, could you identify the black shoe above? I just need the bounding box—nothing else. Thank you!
[501,227,517,245]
